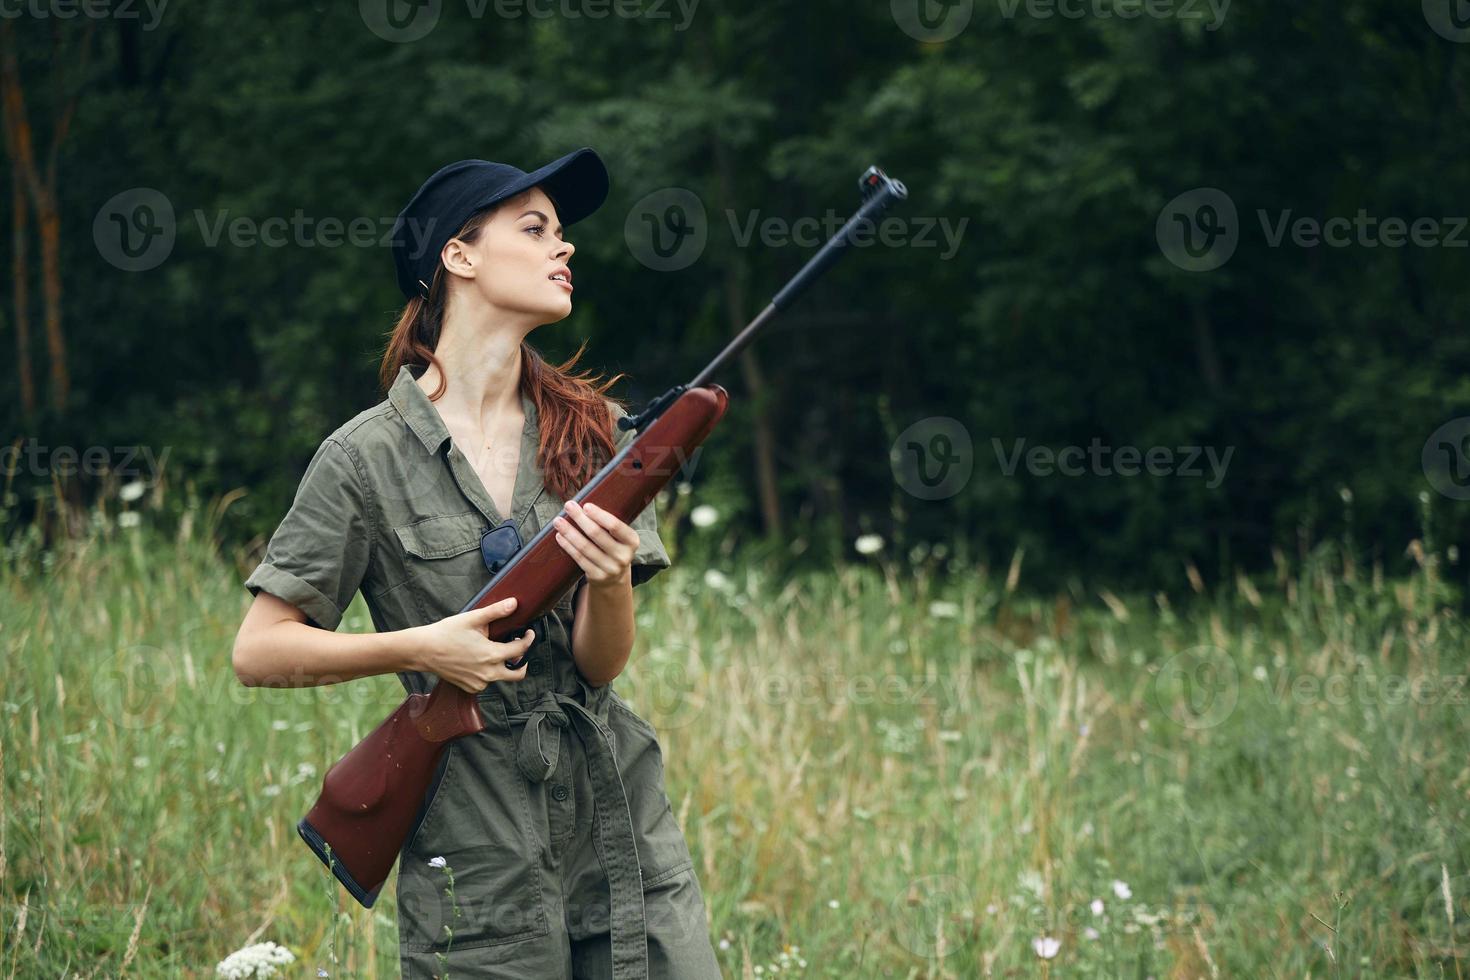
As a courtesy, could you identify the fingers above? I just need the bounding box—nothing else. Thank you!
[494,628,535,680]
[496,627,536,659]
[466,595,517,625]
[554,523,609,577]
[554,502,632,576]
[568,500,640,548]
[557,501,635,556]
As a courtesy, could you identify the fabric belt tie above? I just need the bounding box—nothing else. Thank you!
[504,689,648,980]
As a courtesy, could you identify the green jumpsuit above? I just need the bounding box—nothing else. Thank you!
[243,364,723,979]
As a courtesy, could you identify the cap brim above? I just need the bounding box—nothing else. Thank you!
[479,147,610,229]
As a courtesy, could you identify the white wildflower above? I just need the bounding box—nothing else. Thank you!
[119,481,147,503]
[703,568,731,591]
[215,940,295,978]
[271,719,290,731]
[1032,935,1060,959]
[118,512,141,529]
[928,600,960,619]
[689,504,719,528]
[1112,880,1132,900]
[428,856,447,869]
[1084,926,1100,940]
[854,534,883,555]
[1253,665,1268,682]
[827,898,840,909]
[1091,898,1105,916]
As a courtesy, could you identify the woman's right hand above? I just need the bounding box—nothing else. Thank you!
[409,596,533,693]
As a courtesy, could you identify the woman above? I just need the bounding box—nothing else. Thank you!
[232,148,722,979]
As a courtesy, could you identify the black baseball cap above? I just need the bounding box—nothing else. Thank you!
[390,146,610,300]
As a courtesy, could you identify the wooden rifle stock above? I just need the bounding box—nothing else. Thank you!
[297,384,730,907]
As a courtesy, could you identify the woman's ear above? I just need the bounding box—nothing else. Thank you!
[440,237,476,281]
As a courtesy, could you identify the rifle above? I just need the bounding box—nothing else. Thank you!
[298,165,909,908]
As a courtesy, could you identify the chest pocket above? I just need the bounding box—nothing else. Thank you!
[394,512,490,623]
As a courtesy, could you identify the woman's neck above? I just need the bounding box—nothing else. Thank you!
[418,315,529,424]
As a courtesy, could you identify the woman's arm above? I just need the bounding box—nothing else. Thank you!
[569,568,635,687]
[233,591,534,690]
[553,499,640,686]
[232,591,424,687]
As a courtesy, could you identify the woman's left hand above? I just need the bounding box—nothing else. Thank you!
[552,500,638,587]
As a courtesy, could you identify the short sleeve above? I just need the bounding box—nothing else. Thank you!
[243,436,375,630]
[610,401,672,588]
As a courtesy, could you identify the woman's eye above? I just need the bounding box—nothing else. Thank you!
[526,224,545,237]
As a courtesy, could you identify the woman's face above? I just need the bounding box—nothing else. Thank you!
[441,185,576,324]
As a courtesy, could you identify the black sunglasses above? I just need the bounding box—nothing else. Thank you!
[479,485,546,576]
[481,517,533,669]
[479,517,522,576]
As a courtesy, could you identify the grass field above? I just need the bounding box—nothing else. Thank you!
[1,504,1466,977]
